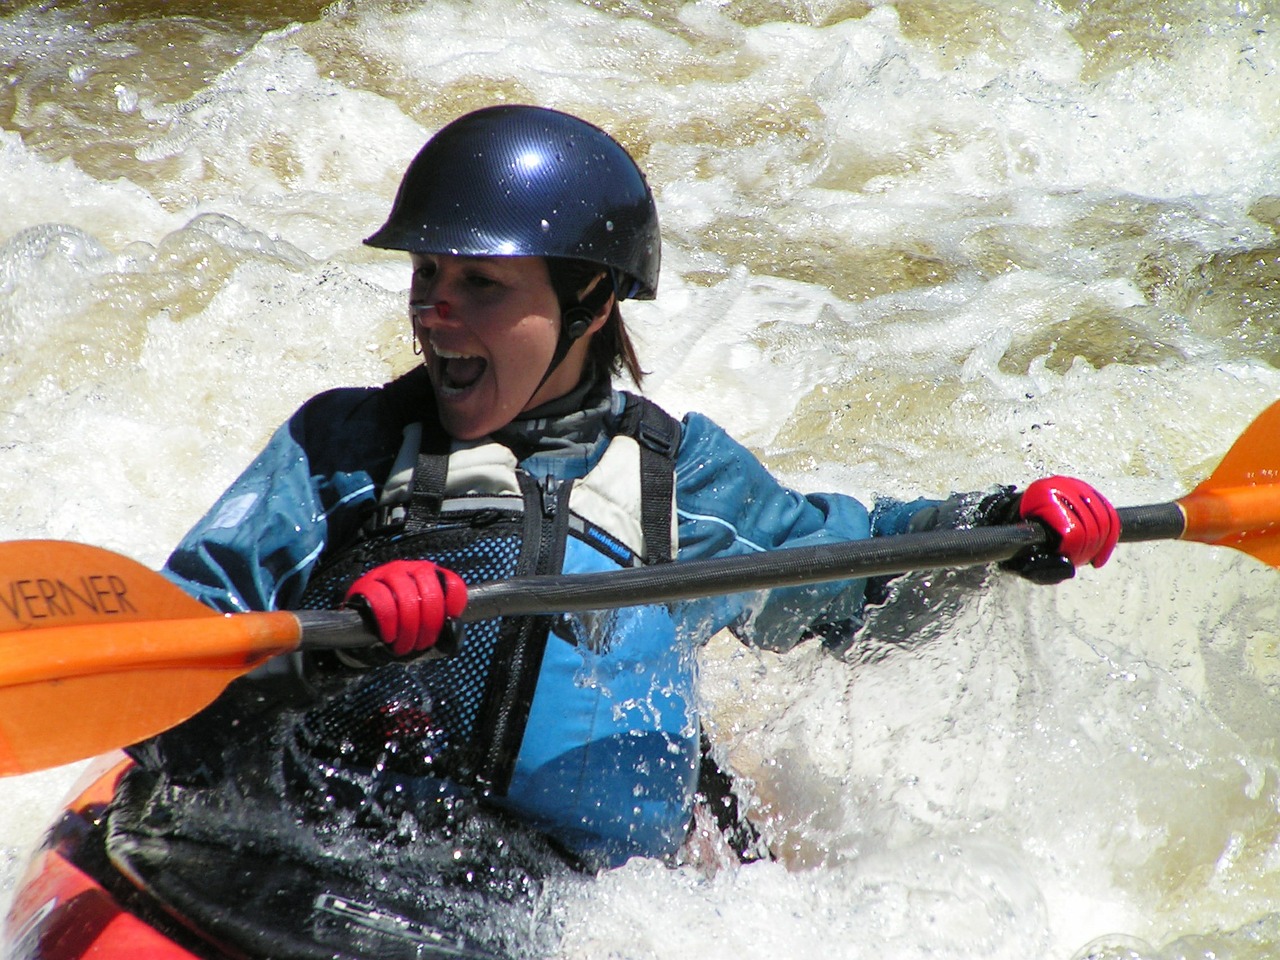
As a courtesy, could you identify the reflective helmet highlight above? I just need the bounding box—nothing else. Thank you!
[365,105,660,300]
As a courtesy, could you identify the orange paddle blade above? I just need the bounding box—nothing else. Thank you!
[0,541,303,776]
[1178,400,1280,566]
[0,539,214,630]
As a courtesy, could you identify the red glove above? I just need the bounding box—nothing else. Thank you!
[1019,476,1120,568]
[344,560,467,656]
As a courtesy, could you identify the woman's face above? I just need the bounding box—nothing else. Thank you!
[410,254,588,439]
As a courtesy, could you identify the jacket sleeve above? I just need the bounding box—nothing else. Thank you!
[671,412,877,652]
[161,388,395,613]
[669,413,1022,652]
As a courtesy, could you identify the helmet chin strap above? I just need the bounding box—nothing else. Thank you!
[523,278,613,413]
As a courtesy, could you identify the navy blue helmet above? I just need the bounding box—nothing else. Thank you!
[365,105,660,300]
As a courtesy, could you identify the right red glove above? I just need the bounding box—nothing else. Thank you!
[344,560,467,657]
[1019,476,1120,568]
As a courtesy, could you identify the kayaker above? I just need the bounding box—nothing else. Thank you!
[118,105,1119,959]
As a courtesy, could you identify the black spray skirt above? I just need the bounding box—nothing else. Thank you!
[108,671,578,960]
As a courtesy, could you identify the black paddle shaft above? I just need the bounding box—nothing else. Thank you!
[296,502,1187,646]
[461,502,1186,621]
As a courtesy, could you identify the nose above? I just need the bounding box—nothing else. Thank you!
[409,301,452,326]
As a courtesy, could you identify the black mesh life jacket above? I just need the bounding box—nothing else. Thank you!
[293,380,681,796]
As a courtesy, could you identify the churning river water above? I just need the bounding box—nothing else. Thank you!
[5,1,1280,957]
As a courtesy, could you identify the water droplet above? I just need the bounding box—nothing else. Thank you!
[605,220,614,232]
[540,219,551,232]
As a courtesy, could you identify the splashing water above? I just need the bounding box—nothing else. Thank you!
[4,1,1280,957]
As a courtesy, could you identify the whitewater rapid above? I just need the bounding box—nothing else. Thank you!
[5,2,1280,957]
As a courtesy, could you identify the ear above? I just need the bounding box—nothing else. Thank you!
[584,295,615,336]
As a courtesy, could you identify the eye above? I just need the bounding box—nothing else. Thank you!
[412,259,438,282]
[464,271,501,291]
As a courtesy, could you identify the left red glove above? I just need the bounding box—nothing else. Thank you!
[1019,476,1120,568]
[344,560,468,657]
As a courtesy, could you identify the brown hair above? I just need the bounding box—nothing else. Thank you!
[547,258,646,385]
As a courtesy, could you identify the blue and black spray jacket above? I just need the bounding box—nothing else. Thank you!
[164,367,931,866]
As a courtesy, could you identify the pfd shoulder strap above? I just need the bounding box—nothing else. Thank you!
[617,392,681,564]
[404,445,451,534]
[376,387,682,562]
[361,366,451,533]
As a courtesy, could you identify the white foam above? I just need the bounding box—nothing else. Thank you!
[5,2,1280,957]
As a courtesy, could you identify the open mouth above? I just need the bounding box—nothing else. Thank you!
[432,345,487,395]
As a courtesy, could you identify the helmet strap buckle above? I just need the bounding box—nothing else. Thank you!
[563,306,593,342]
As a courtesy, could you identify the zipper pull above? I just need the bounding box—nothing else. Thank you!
[541,474,559,518]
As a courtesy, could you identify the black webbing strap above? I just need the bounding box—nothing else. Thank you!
[403,448,449,534]
[619,393,680,565]
[373,364,449,534]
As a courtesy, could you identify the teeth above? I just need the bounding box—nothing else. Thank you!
[429,339,487,394]
[431,343,478,360]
